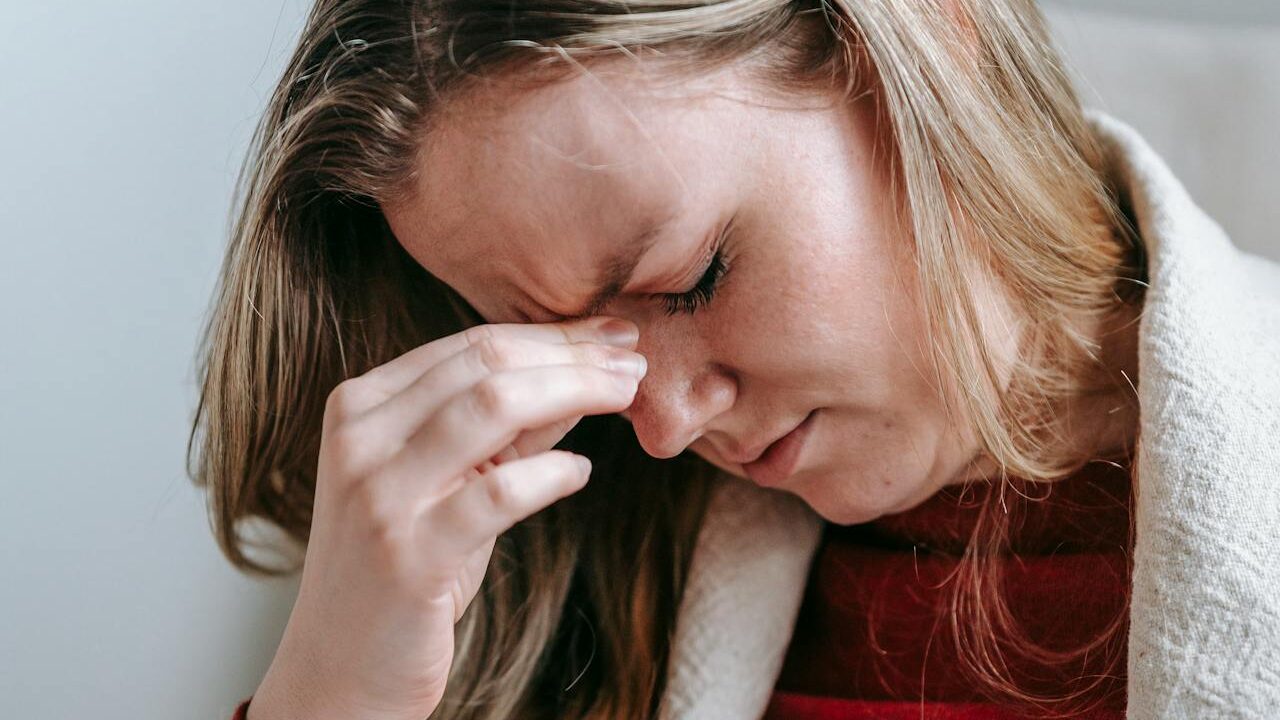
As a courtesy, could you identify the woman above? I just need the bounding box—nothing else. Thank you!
[190,1,1280,718]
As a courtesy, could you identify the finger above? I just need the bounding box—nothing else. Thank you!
[362,334,644,444]
[479,416,581,473]
[509,415,582,459]
[380,364,638,496]
[360,316,638,399]
[491,443,523,465]
[417,450,591,559]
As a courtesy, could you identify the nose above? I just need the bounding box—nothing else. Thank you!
[618,330,736,459]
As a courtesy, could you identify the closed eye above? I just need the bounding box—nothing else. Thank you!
[656,218,734,316]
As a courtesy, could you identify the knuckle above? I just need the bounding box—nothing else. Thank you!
[352,479,413,548]
[554,322,577,344]
[325,422,366,461]
[470,375,516,422]
[325,378,372,420]
[461,323,498,350]
[321,416,387,477]
[482,469,517,510]
[472,336,518,373]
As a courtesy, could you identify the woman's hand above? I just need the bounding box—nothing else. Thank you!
[247,316,646,720]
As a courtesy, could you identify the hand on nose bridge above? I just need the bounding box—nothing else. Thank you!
[594,313,727,450]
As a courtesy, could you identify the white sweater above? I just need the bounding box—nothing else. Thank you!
[655,111,1280,720]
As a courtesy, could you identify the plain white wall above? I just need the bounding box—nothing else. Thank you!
[1044,2,1280,259]
[0,2,310,718]
[1,2,1276,719]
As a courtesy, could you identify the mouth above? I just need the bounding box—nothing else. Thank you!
[741,409,818,487]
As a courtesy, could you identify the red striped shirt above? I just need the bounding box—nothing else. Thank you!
[766,460,1132,719]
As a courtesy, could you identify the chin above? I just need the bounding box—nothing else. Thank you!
[692,449,945,526]
[798,491,886,526]
[786,468,947,526]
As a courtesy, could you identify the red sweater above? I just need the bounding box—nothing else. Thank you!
[765,460,1133,720]
[232,462,1131,720]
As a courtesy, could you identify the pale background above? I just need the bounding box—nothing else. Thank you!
[1,2,1277,718]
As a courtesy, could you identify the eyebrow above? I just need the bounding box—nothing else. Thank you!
[540,215,672,321]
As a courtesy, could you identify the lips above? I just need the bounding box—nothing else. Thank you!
[725,432,792,465]
[740,409,817,487]
[724,412,811,465]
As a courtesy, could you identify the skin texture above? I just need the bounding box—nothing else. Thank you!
[381,59,1136,525]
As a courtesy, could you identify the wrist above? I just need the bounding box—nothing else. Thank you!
[249,655,435,720]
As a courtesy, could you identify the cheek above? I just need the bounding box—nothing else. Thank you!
[701,241,862,362]
[796,252,934,402]
[797,406,956,524]
[696,224,940,420]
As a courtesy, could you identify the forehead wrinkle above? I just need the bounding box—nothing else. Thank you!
[456,70,691,322]
[533,212,673,322]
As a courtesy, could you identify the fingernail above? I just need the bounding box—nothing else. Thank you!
[604,349,647,378]
[610,371,640,394]
[596,318,639,347]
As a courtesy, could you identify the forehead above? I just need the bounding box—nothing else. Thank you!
[381,60,758,321]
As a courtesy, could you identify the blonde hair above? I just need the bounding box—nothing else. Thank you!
[188,0,1145,717]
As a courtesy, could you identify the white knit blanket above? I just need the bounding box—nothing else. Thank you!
[656,111,1280,720]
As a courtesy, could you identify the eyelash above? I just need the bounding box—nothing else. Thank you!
[657,221,734,316]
